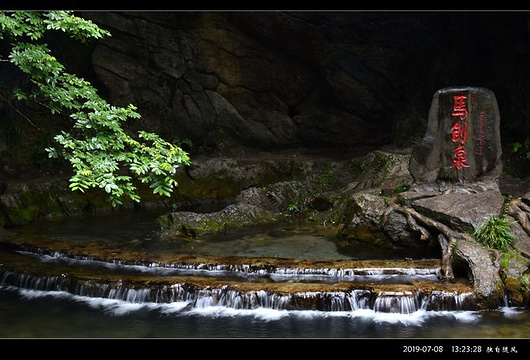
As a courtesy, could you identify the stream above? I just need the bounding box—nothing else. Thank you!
[0,207,530,347]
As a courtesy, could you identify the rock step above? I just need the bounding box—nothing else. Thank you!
[0,239,473,296]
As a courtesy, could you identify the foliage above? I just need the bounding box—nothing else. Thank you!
[286,203,299,213]
[394,184,409,193]
[511,137,530,160]
[473,215,515,253]
[380,183,409,203]
[0,11,191,206]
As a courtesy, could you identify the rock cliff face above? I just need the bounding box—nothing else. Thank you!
[85,12,393,150]
[81,12,530,154]
[2,12,530,175]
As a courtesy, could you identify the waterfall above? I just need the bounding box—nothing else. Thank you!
[0,269,476,314]
[373,292,418,314]
[418,290,476,311]
[17,247,441,279]
[1,270,69,292]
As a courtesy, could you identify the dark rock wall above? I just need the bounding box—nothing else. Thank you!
[2,11,530,173]
[80,11,530,154]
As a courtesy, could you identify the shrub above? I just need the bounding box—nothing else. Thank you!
[473,216,515,252]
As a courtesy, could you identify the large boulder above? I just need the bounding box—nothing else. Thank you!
[409,87,502,183]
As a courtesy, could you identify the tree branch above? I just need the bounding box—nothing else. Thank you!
[0,92,41,131]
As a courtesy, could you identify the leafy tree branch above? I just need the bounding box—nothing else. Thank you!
[0,10,191,206]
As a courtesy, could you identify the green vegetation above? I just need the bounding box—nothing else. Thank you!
[379,183,409,203]
[286,203,299,213]
[0,11,190,206]
[511,137,530,160]
[473,215,515,253]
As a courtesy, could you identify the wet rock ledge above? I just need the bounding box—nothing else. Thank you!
[0,238,475,312]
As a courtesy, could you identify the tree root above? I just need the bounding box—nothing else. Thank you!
[387,199,468,279]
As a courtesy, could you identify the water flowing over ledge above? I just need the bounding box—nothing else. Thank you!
[0,269,476,313]
[0,215,478,316]
[0,243,477,315]
[19,247,442,280]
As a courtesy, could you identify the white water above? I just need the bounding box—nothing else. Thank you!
[1,285,530,340]
[14,286,482,324]
[1,209,530,341]
[0,268,474,313]
[17,249,442,283]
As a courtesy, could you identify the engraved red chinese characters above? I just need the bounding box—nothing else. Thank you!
[450,95,470,170]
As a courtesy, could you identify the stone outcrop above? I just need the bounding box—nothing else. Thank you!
[158,187,286,238]
[386,87,528,307]
[452,237,503,305]
[157,149,416,241]
[83,12,403,151]
[336,175,530,308]
[408,185,504,233]
[0,178,108,228]
[409,87,503,183]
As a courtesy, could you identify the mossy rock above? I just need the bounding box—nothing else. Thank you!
[159,203,286,238]
[172,172,244,203]
[505,277,524,306]
[0,179,128,227]
[1,202,41,226]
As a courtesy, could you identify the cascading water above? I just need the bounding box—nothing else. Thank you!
[2,209,529,340]
[373,292,418,314]
[0,255,476,313]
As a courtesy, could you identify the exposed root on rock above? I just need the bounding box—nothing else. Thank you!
[386,199,475,280]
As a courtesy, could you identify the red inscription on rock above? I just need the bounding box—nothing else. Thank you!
[450,95,470,170]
